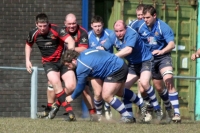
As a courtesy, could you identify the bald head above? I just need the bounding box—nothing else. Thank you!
[64,13,78,33]
[65,13,76,22]
[114,20,126,29]
[113,20,126,40]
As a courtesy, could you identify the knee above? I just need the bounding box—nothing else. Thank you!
[65,82,76,90]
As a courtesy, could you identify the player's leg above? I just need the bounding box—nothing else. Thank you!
[36,82,56,118]
[60,69,77,121]
[103,81,135,123]
[140,59,163,123]
[123,72,142,117]
[160,66,181,123]
[90,78,104,121]
[102,62,135,123]
[81,84,97,120]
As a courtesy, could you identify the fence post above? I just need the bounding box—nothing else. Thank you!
[31,66,38,119]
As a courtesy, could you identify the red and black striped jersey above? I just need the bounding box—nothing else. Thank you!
[26,23,70,64]
[64,25,88,49]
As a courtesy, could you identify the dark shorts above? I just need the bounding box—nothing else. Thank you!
[152,53,173,80]
[43,61,68,76]
[104,62,128,83]
[128,57,153,77]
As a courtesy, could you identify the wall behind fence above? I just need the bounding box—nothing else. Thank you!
[0,0,95,118]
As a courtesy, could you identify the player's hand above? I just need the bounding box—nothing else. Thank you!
[191,53,199,61]
[96,46,105,50]
[152,50,164,55]
[26,61,32,74]
[66,95,73,102]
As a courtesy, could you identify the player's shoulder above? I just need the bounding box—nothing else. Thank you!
[28,26,38,35]
[79,25,87,32]
[27,27,38,40]
[157,19,173,30]
[104,28,114,35]
[49,23,59,30]
[59,26,70,37]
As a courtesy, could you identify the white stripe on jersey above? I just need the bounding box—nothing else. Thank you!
[77,59,93,70]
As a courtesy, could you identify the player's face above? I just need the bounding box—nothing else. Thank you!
[136,10,143,20]
[114,24,126,40]
[143,12,156,27]
[65,19,77,33]
[36,22,49,35]
[91,22,103,36]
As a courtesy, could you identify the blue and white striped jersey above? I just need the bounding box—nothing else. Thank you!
[71,49,124,99]
[129,19,174,53]
[103,26,152,64]
[88,28,114,53]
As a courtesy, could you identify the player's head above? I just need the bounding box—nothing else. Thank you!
[35,13,49,35]
[91,15,104,36]
[136,4,145,20]
[113,20,126,40]
[65,13,78,33]
[62,49,79,70]
[143,5,157,27]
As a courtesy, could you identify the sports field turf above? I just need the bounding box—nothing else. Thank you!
[0,117,199,133]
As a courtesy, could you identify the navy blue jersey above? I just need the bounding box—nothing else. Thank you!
[88,28,114,53]
[71,49,124,99]
[103,26,152,64]
[129,19,174,53]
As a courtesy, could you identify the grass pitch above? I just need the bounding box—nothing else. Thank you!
[0,117,200,133]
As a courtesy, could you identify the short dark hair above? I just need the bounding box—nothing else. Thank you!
[36,13,48,24]
[91,15,104,24]
[61,50,79,64]
[136,4,145,11]
[143,5,156,16]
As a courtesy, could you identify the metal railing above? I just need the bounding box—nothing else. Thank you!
[0,66,200,119]
[0,66,42,119]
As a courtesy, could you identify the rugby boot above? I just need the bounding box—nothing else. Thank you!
[47,102,60,119]
[154,109,163,124]
[120,116,135,123]
[139,101,150,122]
[63,111,76,122]
[172,114,181,123]
[36,105,51,118]
[90,114,102,122]
[104,106,113,120]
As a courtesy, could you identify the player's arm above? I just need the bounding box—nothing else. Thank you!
[64,35,75,50]
[25,43,33,73]
[115,46,133,57]
[191,49,200,61]
[66,83,86,102]
[59,27,75,50]
[75,31,88,53]
[25,31,35,74]
[157,41,175,55]
[75,46,87,53]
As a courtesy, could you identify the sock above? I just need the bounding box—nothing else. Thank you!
[143,96,153,109]
[47,103,53,108]
[169,92,180,115]
[146,86,160,110]
[89,108,96,115]
[159,89,171,110]
[110,97,131,117]
[94,99,103,115]
[123,88,143,107]
[55,100,61,106]
[104,102,110,110]
[56,89,73,113]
